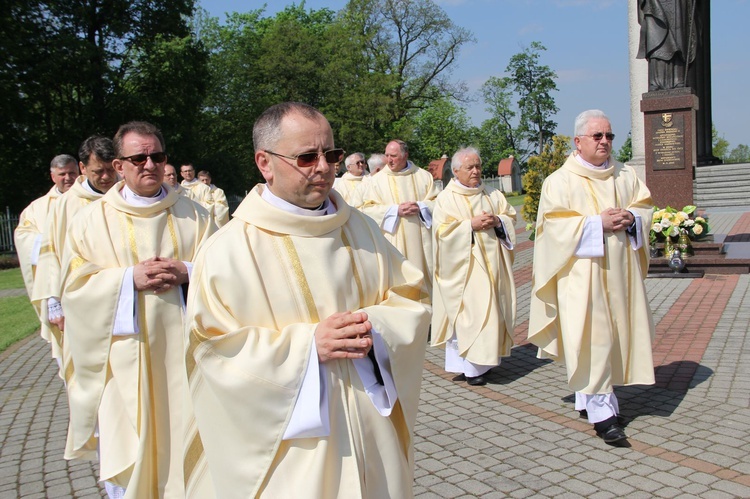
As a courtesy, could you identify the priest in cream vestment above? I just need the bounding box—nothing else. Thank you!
[527,110,655,444]
[61,122,215,498]
[198,170,230,226]
[360,140,439,295]
[32,136,118,374]
[431,147,517,386]
[184,103,430,499]
[332,152,368,208]
[14,155,78,304]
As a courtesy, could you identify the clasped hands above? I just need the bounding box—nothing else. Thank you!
[397,201,420,217]
[133,256,189,294]
[601,207,634,232]
[471,211,499,231]
[315,311,373,363]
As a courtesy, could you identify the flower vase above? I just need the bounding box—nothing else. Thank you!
[663,237,674,258]
[678,230,693,258]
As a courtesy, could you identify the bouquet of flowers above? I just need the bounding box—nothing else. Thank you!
[650,205,710,245]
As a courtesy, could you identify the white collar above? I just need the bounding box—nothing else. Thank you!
[261,185,336,216]
[574,153,609,170]
[120,184,166,206]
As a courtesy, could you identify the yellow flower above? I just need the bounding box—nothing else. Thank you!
[693,224,704,235]
[696,216,705,223]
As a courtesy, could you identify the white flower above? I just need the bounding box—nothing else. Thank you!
[652,223,663,233]
[670,226,679,237]
[661,218,672,227]
[683,219,695,227]
[693,224,704,235]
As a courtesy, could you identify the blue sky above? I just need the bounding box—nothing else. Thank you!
[199,0,750,152]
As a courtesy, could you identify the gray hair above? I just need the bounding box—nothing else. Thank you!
[387,139,408,155]
[253,102,327,152]
[50,154,77,172]
[345,152,365,166]
[451,146,481,173]
[574,109,609,136]
[367,153,386,173]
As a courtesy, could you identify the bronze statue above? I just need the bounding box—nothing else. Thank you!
[637,0,698,91]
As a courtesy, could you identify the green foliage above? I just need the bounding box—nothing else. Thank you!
[0,268,24,290]
[1,0,208,211]
[0,296,39,353]
[712,124,730,160]
[409,98,472,166]
[521,135,570,229]
[727,144,750,164]
[477,42,558,169]
[616,134,633,163]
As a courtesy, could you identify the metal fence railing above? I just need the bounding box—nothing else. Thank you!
[1,207,19,253]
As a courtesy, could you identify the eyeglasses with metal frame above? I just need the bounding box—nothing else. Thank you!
[265,148,345,168]
[118,152,168,167]
[581,132,615,142]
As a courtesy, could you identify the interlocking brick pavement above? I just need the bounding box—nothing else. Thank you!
[1,209,749,497]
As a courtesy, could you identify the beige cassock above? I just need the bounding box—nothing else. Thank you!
[332,172,367,208]
[184,185,431,499]
[61,181,215,497]
[14,185,60,303]
[360,164,439,294]
[527,153,656,395]
[31,176,102,370]
[182,179,215,215]
[431,180,517,365]
[207,185,230,226]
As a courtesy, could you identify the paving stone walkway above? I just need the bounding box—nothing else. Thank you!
[1,209,749,498]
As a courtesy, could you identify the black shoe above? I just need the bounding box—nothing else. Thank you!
[579,409,588,419]
[466,375,486,386]
[596,424,627,443]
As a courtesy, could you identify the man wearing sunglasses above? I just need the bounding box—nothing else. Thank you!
[332,152,368,208]
[361,139,440,295]
[528,109,655,446]
[60,121,215,497]
[184,102,430,498]
[31,136,118,375]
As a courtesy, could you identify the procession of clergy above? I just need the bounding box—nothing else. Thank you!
[14,104,655,498]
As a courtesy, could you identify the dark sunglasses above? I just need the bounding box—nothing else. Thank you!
[265,148,345,168]
[118,152,168,167]
[583,132,615,142]
[355,160,367,165]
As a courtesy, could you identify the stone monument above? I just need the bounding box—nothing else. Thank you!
[635,0,719,208]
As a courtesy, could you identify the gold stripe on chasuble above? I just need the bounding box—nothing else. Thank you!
[464,196,496,292]
[64,358,74,384]
[341,229,365,310]
[280,236,320,322]
[409,175,419,200]
[183,429,205,488]
[39,243,54,256]
[124,213,160,495]
[388,175,401,204]
[166,210,180,258]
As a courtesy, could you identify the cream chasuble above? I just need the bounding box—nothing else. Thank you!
[14,185,60,303]
[184,185,430,499]
[360,164,439,295]
[31,177,102,368]
[333,172,367,208]
[61,180,214,497]
[527,153,655,394]
[207,185,229,226]
[181,180,215,214]
[431,180,517,365]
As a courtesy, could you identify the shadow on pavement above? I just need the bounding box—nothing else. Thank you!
[485,343,553,385]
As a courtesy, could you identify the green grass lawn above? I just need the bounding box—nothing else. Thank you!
[0,268,25,290]
[0,295,39,353]
[506,194,525,207]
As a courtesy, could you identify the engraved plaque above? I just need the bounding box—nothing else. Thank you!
[650,113,686,170]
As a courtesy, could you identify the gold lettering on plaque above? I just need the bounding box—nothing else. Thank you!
[651,113,685,171]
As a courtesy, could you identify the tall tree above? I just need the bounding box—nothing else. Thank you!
[409,97,471,166]
[1,0,207,211]
[522,135,570,233]
[342,0,475,129]
[504,42,558,155]
[616,134,633,163]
